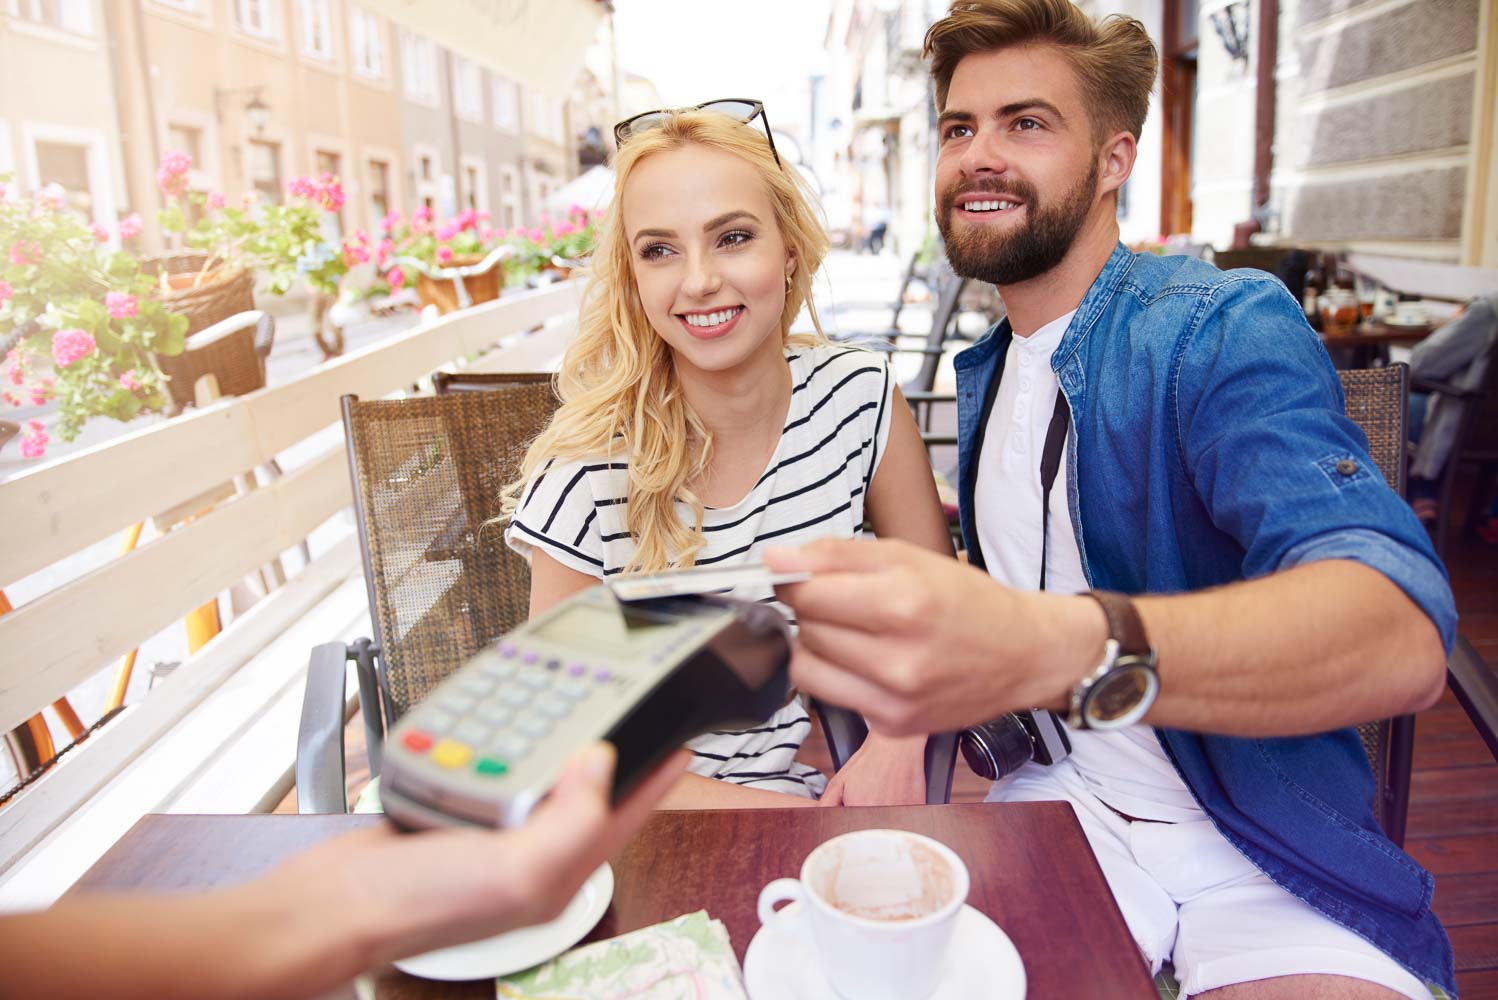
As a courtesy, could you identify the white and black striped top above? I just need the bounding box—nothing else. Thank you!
[506,345,896,798]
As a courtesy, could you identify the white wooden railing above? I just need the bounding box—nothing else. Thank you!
[0,281,582,901]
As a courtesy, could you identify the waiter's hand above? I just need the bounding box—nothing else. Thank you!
[767,539,1105,736]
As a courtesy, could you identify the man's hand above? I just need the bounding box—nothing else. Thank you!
[820,731,928,807]
[767,539,1105,737]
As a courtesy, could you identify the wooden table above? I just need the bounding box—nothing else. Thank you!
[69,803,1154,999]
[1320,320,1434,368]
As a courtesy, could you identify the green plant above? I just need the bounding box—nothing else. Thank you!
[157,153,349,295]
[1,174,188,456]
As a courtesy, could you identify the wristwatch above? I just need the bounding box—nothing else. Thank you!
[1067,590,1159,730]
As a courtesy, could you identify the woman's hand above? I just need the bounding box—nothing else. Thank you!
[818,730,928,807]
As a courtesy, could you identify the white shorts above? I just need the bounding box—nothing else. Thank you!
[987,761,1432,999]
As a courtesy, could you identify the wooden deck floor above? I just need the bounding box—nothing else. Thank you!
[292,479,1498,996]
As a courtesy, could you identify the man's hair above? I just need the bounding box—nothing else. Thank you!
[925,0,1158,144]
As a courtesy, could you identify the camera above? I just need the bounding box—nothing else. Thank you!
[958,709,1072,781]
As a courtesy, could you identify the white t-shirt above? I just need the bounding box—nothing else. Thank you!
[975,310,1201,822]
[507,344,896,798]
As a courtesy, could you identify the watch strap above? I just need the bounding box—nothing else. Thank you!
[1082,590,1149,655]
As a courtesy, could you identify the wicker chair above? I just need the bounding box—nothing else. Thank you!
[295,378,559,812]
[819,365,1420,838]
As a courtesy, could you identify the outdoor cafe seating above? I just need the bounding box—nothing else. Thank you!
[8,266,1498,999]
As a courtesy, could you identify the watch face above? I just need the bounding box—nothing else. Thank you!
[1087,664,1158,727]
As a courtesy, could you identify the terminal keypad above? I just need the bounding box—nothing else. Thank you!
[397,644,614,781]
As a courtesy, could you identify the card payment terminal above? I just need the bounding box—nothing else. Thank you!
[381,585,791,831]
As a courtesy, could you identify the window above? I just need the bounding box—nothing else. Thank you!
[460,158,487,214]
[165,124,203,167]
[349,7,384,78]
[367,157,391,224]
[418,153,433,183]
[34,141,92,214]
[11,0,93,33]
[298,0,332,59]
[247,139,281,204]
[452,57,482,121]
[492,76,519,132]
[399,31,438,105]
[234,0,277,39]
[498,164,519,229]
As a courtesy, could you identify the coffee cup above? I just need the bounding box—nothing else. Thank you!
[756,829,969,999]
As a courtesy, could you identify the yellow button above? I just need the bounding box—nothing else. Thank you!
[431,739,473,769]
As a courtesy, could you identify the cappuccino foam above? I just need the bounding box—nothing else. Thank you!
[813,835,956,922]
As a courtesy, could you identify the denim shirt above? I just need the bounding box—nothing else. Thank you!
[954,244,1458,993]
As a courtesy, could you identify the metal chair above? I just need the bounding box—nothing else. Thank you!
[818,365,1420,833]
[295,378,559,812]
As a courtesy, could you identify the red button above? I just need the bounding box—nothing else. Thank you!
[402,730,434,752]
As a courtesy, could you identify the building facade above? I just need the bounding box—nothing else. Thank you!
[0,1,128,232]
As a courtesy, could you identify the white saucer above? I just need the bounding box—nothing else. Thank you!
[742,901,1026,999]
[393,862,613,981]
[1384,315,1430,327]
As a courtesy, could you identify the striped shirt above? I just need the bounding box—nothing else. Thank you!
[506,345,896,797]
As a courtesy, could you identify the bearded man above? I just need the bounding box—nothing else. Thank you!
[767,1,1459,997]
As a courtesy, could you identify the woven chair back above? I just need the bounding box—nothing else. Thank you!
[1337,364,1408,830]
[342,376,559,721]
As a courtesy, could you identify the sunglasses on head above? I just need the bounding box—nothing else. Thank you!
[613,98,782,169]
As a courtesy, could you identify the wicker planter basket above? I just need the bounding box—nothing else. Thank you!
[415,254,503,315]
[144,250,264,408]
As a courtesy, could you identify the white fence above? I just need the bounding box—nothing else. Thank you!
[0,282,581,901]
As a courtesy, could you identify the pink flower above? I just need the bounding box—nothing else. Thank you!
[342,239,370,267]
[156,150,192,197]
[8,240,40,266]
[5,360,22,386]
[528,228,544,242]
[380,209,401,232]
[120,369,142,392]
[435,222,459,242]
[288,175,318,200]
[555,222,576,237]
[375,238,394,269]
[0,280,13,305]
[19,420,47,459]
[2,391,18,408]
[317,181,346,213]
[436,246,453,263]
[413,205,434,225]
[479,227,496,243]
[205,191,226,211]
[29,381,51,405]
[90,223,110,242]
[51,328,96,369]
[105,291,139,319]
[569,203,585,218]
[118,214,143,240]
[492,227,507,241]
[385,265,406,290]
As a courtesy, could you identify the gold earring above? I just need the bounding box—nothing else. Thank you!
[785,273,794,289]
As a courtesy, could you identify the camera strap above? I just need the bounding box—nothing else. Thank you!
[1038,388,1071,592]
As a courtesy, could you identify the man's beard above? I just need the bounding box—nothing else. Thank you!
[937,161,1099,286]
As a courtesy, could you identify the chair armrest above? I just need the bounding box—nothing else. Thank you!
[924,732,959,805]
[902,391,957,403]
[296,641,355,814]
[1448,636,1498,762]
[1411,376,1478,399]
[920,434,959,447]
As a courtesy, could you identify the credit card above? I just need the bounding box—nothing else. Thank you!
[607,563,812,603]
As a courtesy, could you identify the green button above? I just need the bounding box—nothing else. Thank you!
[475,757,508,776]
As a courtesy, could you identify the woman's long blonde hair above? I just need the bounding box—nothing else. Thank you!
[501,110,831,572]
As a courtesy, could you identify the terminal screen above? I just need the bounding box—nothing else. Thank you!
[532,602,678,655]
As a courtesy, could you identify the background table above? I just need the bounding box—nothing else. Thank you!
[69,803,1155,999]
